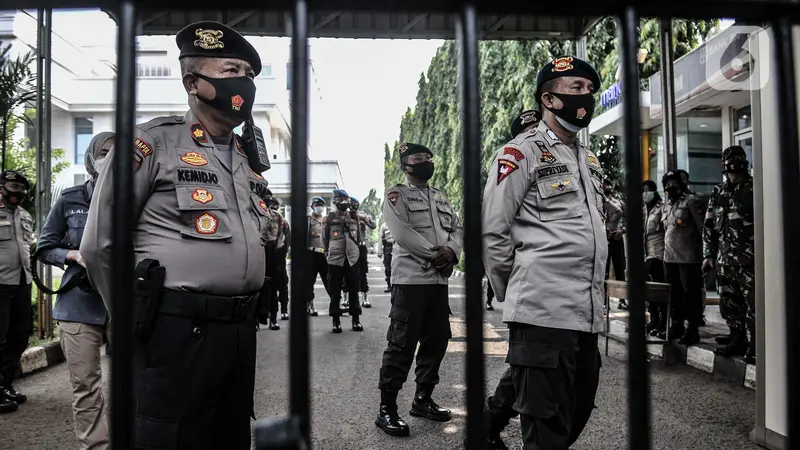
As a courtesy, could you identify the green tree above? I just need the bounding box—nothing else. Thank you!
[0,45,36,172]
[360,187,382,245]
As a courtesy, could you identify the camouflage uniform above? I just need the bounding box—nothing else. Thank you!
[703,175,755,332]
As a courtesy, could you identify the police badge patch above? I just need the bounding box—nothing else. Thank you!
[503,147,525,161]
[387,191,399,206]
[534,141,557,164]
[497,159,519,185]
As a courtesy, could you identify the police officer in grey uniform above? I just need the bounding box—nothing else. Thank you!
[81,21,266,449]
[660,170,706,345]
[0,170,33,414]
[603,179,628,309]
[269,197,291,320]
[376,142,463,437]
[482,56,606,450]
[303,196,328,317]
[350,196,376,308]
[261,188,283,331]
[36,132,113,448]
[323,189,363,333]
[380,222,394,293]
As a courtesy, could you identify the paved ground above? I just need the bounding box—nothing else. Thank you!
[0,256,759,450]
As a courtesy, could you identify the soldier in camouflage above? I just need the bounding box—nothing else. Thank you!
[702,145,755,363]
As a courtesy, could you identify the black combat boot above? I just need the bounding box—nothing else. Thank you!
[1,386,26,405]
[0,392,17,414]
[618,299,628,310]
[352,315,364,332]
[657,323,685,341]
[384,283,391,293]
[678,324,700,346]
[714,328,748,357]
[281,308,289,320]
[410,384,452,422]
[361,292,371,308]
[376,390,410,437]
[745,331,756,365]
[485,300,494,311]
[332,316,343,333]
[307,302,318,317]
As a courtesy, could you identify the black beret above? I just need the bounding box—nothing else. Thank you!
[536,56,601,97]
[398,142,433,161]
[0,170,30,188]
[510,110,541,137]
[722,145,747,161]
[176,21,262,76]
[661,171,682,186]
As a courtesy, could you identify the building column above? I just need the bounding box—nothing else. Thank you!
[576,36,590,146]
[659,18,679,171]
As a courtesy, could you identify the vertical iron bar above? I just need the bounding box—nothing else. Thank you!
[576,36,590,146]
[289,0,311,444]
[772,19,800,450]
[110,2,137,449]
[43,8,53,338]
[35,8,45,340]
[620,7,651,450]
[658,18,678,172]
[456,4,485,450]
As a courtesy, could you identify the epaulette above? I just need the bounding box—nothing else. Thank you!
[137,115,184,132]
[60,185,84,195]
[508,129,538,146]
[391,183,405,190]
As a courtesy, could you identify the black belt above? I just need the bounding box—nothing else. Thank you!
[159,290,258,322]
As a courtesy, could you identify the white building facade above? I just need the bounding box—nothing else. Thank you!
[0,9,343,203]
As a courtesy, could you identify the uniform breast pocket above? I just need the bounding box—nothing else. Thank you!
[174,186,232,240]
[646,213,661,232]
[591,179,606,215]
[532,176,583,221]
[329,221,345,241]
[66,214,87,245]
[435,203,455,232]
[0,222,10,241]
[406,201,432,229]
[674,207,690,227]
[20,218,34,243]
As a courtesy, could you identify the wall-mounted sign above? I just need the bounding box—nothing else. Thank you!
[600,82,623,109]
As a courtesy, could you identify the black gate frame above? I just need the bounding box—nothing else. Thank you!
[7,1,800,449]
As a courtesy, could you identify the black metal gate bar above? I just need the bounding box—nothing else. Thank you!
[772,18,800,450]
[658,18,678,172]
[109,1,137,449]
[455,3,486,449]
[619,7,651,450]
[289,0,312,444]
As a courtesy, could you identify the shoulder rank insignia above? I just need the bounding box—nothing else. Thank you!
[546,129,559,142]
[387,191,399,206]
[191,188,213,205]
[181,151,208,167]
[497,159,519,185]
[503,147,524,161]
[551,179,571,191]
[190,123,208,143]
[195,212,219,234]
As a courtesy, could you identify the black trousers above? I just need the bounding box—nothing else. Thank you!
[379,284,451,393]
[605,238,626,281]
[383,248,393,287]
[134,314,256,450]
[276,247,289,313]
[487,323,601,450]
[0,279,32,388]
[358,244,369,293]
[646,258,666,327]
[328,261,361,317]
[487,281,495,302]
[665,262,704,327]
[302,250,331,306]
[264,245,280,320]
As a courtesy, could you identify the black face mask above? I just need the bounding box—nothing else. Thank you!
[1,188,26,207]
[406,161,435,181]
[194,73,256,121]
[665,186,682,201]
[603,188,612,196]
[544,92,596,131]
[335,202,349,212]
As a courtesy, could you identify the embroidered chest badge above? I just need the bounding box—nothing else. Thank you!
[258,199,269,213]
[587,154,601,167]
[181,151,208,166]
[195,213,219,234]
[191,188,214,205]
[551,179,571,191]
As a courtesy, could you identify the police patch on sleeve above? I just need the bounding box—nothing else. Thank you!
[387,191,399,206]
[502,147,525,161]
[497,159,519,185]
[135,138,153,157]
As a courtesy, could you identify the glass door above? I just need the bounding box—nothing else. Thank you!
[735,131,754,175]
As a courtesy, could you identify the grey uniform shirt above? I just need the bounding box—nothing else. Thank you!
[380,224,395,245]
[661,193,705,263]
[644,202,665,261]
[383,181,463,285]
[323,211,360,267]
[81,110,267,313]
[482,121,607,333]
[604,197,626,235]
[0,199,33,285]
[356,212,376,245]
[308,215,325,252]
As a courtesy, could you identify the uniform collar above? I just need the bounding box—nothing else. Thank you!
[403,179,429,192]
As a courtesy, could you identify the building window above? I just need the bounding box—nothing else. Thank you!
[734,105,752,132]
[136,63,172,78]
[75,118,94,164]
